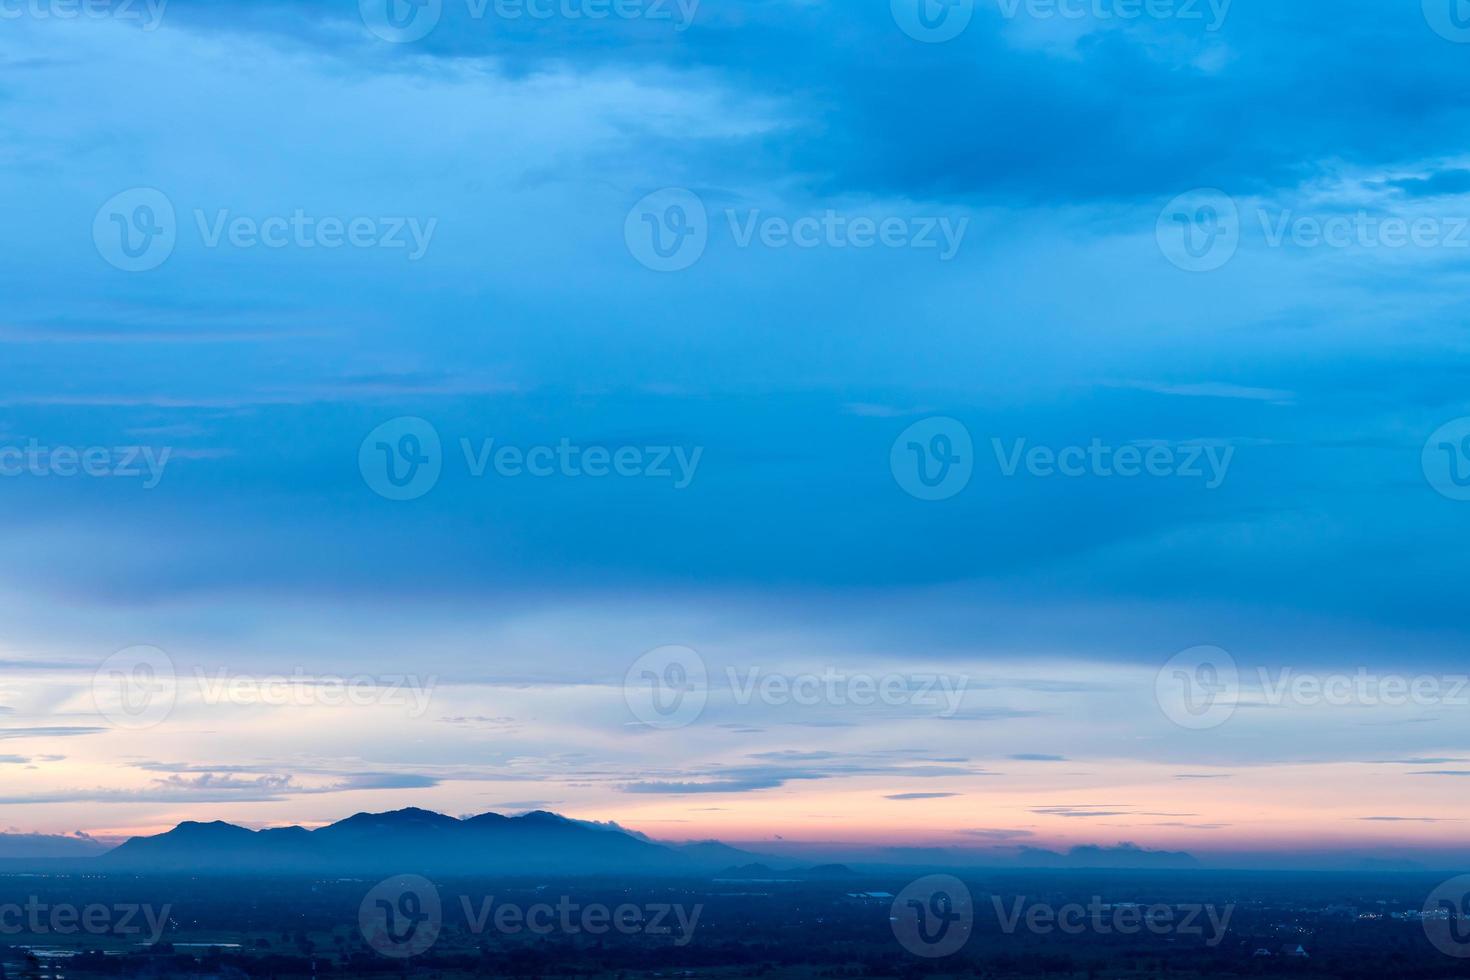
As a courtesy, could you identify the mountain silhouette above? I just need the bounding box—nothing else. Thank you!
[101,808,768,875]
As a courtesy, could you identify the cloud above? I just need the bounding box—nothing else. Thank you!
[1105,380,1296,404]
[940,708,1044,722]
[885,793,961,801]
[1031,805,1133,818]
[621,779,791,795]
[960,828,1036,841]
[3,0,1470,856]
[1384,168,1470,198]
[0,727,105,741]
[0,769,443,805]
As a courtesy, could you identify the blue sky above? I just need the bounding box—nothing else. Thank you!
[2,0,1470,865]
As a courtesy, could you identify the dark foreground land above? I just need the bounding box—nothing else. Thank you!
[2,869,1469,979]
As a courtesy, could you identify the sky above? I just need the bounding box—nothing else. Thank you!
[2,0,1470,869]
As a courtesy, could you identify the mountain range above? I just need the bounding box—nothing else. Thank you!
[97,808,768,875]
[0,809,1220,875]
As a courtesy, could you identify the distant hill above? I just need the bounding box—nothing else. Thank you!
[1015,843,1199,869]
[0,832,111,859]
[100,808,774,876]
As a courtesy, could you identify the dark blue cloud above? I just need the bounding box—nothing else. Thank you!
[149,1,1470,204]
